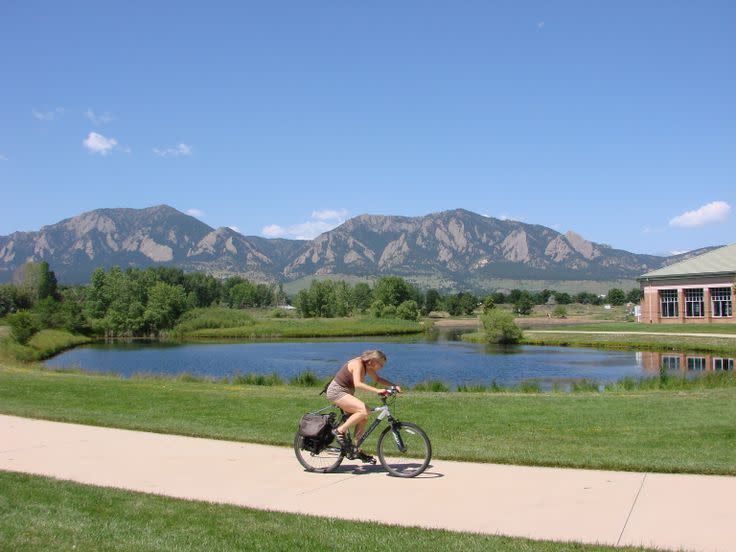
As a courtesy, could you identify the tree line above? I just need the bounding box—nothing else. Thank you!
[0,262,643,342]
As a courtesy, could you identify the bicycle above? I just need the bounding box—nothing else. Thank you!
[294,387,432,478]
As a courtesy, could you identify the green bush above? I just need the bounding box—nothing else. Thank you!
[518,380,542,393]
[413,380,450,392]
[480,309,523,344]
[289,371,322,387]
[553,305,567,319]
[7,311,40,345]
[396,300,420,321]
[231,372,284,386]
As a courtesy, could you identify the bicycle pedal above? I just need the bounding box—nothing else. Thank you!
[357,452,376,464]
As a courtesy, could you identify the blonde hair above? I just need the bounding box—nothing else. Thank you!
[360,350,387,365]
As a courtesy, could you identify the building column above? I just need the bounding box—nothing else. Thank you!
[678,288,685,324]
[704,287,712,322]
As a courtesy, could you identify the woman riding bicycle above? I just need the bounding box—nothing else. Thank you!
[325,350,401,451]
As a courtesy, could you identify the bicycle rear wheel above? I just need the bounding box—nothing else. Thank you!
[376,422,432,478]
[293,432,344,473]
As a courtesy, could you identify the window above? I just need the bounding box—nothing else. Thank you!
[661,356,680,371]
[713,358,734,371]
[659,290,678,318]
[684,288,704,317]
[710,287,733,318]
[687,357,706,371]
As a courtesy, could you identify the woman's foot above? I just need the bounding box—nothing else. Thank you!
[332,429,346,448]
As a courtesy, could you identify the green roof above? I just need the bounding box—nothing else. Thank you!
[639,243,736,280]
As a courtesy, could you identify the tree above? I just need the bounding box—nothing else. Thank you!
[373,276,412,307]
[396,300,420,321]
[352,283,373,314]
[423,289,440,315]
[514,291,534,315]
[0,285,18,317]
[144,282,187,333]
[481,309,523,344]
[553,291,572,305]
[7,311,40,345]
[607,288,626,306]
[482,296,496,314]
[626,288,642,303]
[458,292,479,315]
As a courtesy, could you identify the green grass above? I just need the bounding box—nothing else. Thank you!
[521,331,736,356]
[1,364,734,475]
[186,316,424,338]
[173,307,256,333]
[549,322,736,334]
[0,330,91,362]
[0,472,653,552]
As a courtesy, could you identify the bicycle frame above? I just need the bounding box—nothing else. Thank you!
[338,397,407,453]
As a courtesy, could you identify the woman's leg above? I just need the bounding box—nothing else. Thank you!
[333,394,370,440]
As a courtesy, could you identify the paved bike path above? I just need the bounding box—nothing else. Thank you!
[1,414,734,552]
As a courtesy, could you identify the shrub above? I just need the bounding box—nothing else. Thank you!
[396,300,420,321]
[231,372,284,386]
[518,380,542,393]
[289,370,322,387]
[480,309,523,344]
[553,306,567,319]
[413,380,450,392]
[7,311,40,345]
[269,308,287,318]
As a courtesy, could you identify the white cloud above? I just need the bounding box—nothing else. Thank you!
[186,208,205,218]
[85,108,113,125]
[33,107,64,121]
[262,208,349,240]
[669,201,731,228]
[669,250,688,256]
[228,225,241,233]
[537,21,545,29]
[498,213,524,222]
[83,132,118,155]
[262,224,287,238]
[311,209,348,221]
[0,154,7,161]
[153,143,192,157]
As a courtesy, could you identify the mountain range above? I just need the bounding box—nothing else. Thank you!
[0,205,713,292]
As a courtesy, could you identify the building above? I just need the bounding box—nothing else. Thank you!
[638,244,735,324]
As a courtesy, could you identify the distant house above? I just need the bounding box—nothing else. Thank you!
[637,244,735,324]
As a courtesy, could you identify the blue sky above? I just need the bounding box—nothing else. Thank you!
[1,1,734,255]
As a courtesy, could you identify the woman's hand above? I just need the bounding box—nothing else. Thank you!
[394,385,402,393]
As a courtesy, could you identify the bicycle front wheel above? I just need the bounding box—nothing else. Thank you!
[376,422,432,478]
[293,432,344,473]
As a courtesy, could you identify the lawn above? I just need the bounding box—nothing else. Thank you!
[1,364,734,475]
[0,471,654,552]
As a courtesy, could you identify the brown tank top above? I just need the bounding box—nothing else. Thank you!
[334,360,359,391]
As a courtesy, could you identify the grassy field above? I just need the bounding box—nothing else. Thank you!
[521,331,736,356]
[0,472,654,552]
[184,315,424,338]
[542,322,736,334]
[1,364,734,475]
[0,329,91,362]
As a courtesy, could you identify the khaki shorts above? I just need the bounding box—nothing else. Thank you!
[325,379,353,402]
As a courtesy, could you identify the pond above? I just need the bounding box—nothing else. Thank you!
[43,334,680,390]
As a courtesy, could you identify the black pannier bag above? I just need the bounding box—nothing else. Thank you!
[298,412,336,453]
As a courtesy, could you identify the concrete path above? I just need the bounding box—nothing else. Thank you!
[1,414,734,552]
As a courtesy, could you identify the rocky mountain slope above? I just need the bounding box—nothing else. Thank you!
[0,205,708,290]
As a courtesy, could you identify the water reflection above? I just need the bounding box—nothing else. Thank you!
[637,352,735,374]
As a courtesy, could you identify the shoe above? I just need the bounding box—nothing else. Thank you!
[357,450,376,464]
[332,429,347,449]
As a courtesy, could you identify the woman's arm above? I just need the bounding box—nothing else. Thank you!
[350,360,384,394]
